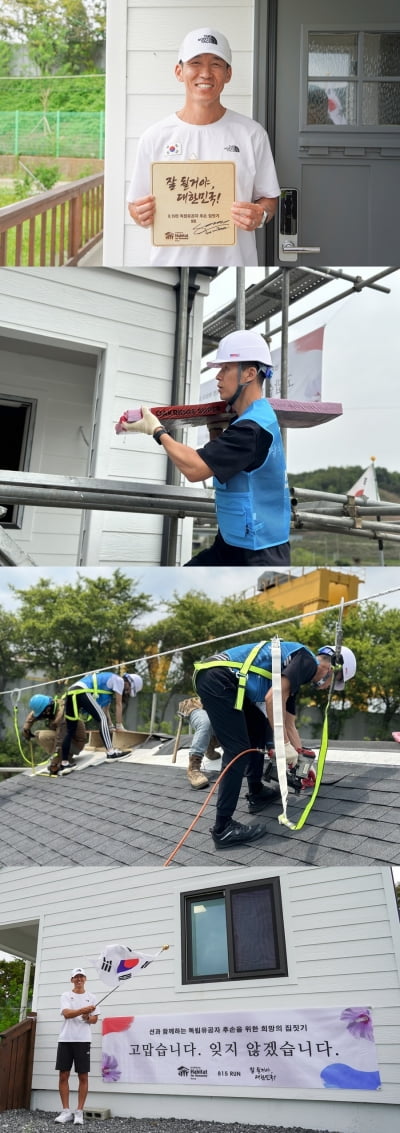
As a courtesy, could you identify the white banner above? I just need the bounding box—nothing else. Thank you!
[102,1007,380,1090]
[270,326,325,401]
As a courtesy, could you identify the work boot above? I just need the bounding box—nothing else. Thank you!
[187,755,209,789]
[211,819,267,848]
[205,736,221,760]
[246,783,280,813]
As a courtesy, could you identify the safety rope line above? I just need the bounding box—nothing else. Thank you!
[162,747,260,867]
[1,582,399,702]
[279,598,345,832]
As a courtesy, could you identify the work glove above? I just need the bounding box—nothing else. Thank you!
[114,723,126,731]
[23,729,35,741]
[284,741,299,767]
[123,406,162,435]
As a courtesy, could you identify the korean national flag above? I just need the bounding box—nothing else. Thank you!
[94,944,157,986]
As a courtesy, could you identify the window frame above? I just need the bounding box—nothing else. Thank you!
[181,876,288,986]
[301,24,400,132]
[0,394,37,528]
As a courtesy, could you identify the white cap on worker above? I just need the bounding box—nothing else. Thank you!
[206,330,272,368]
[71,967,86,978]
[124,673,143,696]
[178,28,232,66]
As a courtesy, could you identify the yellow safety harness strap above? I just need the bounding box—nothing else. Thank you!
[64,673,109,721]
[194,642,272,711]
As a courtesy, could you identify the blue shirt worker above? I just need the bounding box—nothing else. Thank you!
[123,330,291,566]
[62,671,143,765]
[194,640,336,848]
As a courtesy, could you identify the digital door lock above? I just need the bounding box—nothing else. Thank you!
[278,188,320,261]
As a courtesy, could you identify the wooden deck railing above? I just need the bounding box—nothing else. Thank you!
[0,173,103,266]
[0,1013,37,1111]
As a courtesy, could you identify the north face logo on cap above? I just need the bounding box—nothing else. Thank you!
[198,34,218,45]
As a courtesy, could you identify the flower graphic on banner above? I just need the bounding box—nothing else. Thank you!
[102,1053,121,1082]
[340,1007,374,1041]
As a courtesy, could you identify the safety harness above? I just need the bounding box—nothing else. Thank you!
[64,672,110,720]
[194,641,272,711]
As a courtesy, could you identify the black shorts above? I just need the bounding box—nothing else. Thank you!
[56,1042,91,1073]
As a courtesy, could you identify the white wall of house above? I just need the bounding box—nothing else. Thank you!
[0,865,399,1132]
[0,267,210,566]
[104,0,255,266]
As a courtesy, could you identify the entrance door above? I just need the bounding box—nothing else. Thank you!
[272,0,400,264]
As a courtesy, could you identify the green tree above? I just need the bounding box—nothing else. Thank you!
[295,602,400,740]
[0,1,106,75]
[0,958,35,1032]
[11,570,152,681]
[143,590,296,698]
[0,605,27,731]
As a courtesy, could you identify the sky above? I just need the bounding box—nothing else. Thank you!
[1,564,400,621]
[203,266,400,477]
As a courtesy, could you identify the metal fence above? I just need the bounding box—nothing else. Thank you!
[0,110,105,159]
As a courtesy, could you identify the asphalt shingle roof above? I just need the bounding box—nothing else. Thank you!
[1,753,399,867]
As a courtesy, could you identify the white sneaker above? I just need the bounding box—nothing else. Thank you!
[73,1112,84,1125]
[55,1112,74,1124]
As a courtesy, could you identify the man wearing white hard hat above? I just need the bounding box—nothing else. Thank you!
[127,27,280,267]
[263,645,357,792]
[124,329,291,565]
[61,670,143,763]
[55,967,98,1124]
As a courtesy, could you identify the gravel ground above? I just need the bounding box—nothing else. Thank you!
[0,1114,341,1133]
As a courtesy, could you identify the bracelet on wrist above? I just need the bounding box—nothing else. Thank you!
[153,427,168,444]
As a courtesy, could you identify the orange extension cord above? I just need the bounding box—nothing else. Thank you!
[162,747,262,867]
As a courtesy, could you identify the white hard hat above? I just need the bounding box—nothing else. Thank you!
[206,330,272,370]
[334,645,357,690]
[124,673,143,696]
[317,645,357,690]
[178,28,232,66]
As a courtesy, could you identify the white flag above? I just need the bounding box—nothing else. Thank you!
[94,943,164,987]
[347,464,380,503]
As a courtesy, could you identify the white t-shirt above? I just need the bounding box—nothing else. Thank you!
[58,990,98,1042]
[127,108,280,267]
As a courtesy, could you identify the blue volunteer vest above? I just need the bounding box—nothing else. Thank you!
[78,671,114,706]
[222,640,317,703]
[213,399,291,550]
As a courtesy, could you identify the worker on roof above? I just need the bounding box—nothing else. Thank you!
[23,694,86,776]
[121,329,291,566]
[193,639,356,849]
[61,670,143,764]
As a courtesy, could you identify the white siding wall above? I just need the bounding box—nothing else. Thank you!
[0,267,210,565]
[104,0,255,266]
[0,348,95,565]
[0,866,399,1132]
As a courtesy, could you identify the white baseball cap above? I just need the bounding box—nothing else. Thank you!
[178,28,232,66]
[124,673,143,696]
[71,967,86,978]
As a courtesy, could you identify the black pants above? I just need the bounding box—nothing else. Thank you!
[185,529,290,566]
[195,667,268,824]
[62,690,114,759]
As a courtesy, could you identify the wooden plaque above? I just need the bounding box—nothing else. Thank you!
[152,160,236,246]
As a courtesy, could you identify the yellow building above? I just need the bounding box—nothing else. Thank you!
[255,569,360,623]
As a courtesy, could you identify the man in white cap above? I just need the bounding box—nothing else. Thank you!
[127,27,280,266]
[55,968,98,1124]
[122,330,291,565]
[61,670,143,763]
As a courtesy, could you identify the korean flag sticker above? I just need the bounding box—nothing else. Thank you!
[164,142,182,156]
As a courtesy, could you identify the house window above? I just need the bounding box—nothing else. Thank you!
[0,397,36,527]
[307,31,400,126]
[181,877,287,984]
